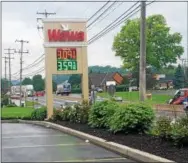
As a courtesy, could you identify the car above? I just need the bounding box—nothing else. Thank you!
[95,87,103,93]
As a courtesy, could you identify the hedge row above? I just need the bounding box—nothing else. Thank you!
[151,116,188,146]
[52,100,155,134]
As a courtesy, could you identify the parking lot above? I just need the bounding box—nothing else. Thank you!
[2,123,134,162]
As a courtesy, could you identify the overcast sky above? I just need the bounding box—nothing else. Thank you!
[2,0,188,80]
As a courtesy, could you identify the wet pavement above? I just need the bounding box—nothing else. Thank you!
[2,123,134,162]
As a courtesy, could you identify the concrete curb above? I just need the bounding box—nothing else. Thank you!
[18,120,175,163]
[1,119,19,123]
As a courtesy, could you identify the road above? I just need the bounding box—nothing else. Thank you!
[2,123,134,162]
[27,95,80,109]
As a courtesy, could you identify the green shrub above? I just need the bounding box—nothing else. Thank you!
[68,101,90,123]
[170,122,188,146]
[88,100,118,128]
[109,103,155,134]
[151,116,172,139]
[1,95,9,106]
[61,106,71,121]
[116,85,128,92]
[71,88,82,94]
[52,109,63,121]
[31,107,47,121]
[75,100,90,124]
[7,102,17,107]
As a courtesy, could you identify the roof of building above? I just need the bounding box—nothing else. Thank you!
[89,72,123,86]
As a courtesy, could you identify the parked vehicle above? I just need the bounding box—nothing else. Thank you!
[169,88,188,105]
[35,91,45,97]
[56,82,71,96]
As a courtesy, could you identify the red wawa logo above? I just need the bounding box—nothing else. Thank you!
[48,24,85,42]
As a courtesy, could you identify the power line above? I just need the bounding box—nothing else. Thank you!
[15,39,29,106]
[87,0,118,28]
[88,0,155,44]
[88,1,140,44]
[87,0,111,22]
[12,54,44,75]
[88,1,124,31]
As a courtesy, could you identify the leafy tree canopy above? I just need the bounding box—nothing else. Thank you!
[173,64,185,89]
[113,14,184,70]
[22,77,32,85]
[32,74,44,91]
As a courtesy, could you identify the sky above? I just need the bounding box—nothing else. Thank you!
[2,0,188,80]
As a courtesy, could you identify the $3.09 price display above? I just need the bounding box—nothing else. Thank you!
[56,48,77,71]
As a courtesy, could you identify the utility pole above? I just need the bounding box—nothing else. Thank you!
[139,1,146,101]
[3,56,8,93]
[4,48,15,95]
[15,40,29,106]
[36,9,56,20]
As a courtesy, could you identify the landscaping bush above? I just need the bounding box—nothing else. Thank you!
[68,101,90,123]
[52,109,63,121]
[170,122,188,146]
[7,102,17,107]
[61,106,71,121]
[51,101,90,123]
[31,107,47,121]
[1,95,9,107]
[109,103,155,134]
[88,100,118,128]
[151,116,172,139]
[116,85,128,92]
[71,88,82,94]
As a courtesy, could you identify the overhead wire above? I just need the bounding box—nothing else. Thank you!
[12,54,45,75]
[87,0,118,28]
[87,1,124,31]
[87,0,111,22]
[88,1,140,44]
[88,0,155,45]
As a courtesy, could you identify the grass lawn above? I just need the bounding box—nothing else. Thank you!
[98,91,172,104]
[1,107,34,118]
[25,100,39,107]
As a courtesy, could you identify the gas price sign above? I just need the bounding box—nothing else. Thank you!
[57,48,77,71]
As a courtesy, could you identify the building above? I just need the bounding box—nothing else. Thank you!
[89,72,124,90]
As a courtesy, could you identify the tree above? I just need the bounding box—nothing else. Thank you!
[52,80,57,92]
[1,78,9,95]
[22,77,32,85]
[173,65,184,89]
[113,14,184,70]
[32,75,44,91]
[68,74,81,88]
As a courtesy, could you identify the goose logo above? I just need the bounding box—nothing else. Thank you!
[61,24,70,31]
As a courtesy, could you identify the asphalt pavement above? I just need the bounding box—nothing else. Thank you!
[2,123,134,162]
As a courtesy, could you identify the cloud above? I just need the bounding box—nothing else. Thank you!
[2,1,188,79]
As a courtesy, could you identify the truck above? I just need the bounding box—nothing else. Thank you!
[56,81,71,96]
[169,88,188,105]
[11,85,34,97]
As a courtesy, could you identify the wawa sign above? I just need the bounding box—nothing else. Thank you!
[48,24,85,42]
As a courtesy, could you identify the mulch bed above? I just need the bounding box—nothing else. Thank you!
[53,121,188,162]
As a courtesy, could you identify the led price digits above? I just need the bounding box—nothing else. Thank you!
[57,48,76,60]
[57,48,77,71]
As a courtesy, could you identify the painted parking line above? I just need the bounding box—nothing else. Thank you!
[2,143,89,149]
[52,157,128,162]
[2,134,68,139]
